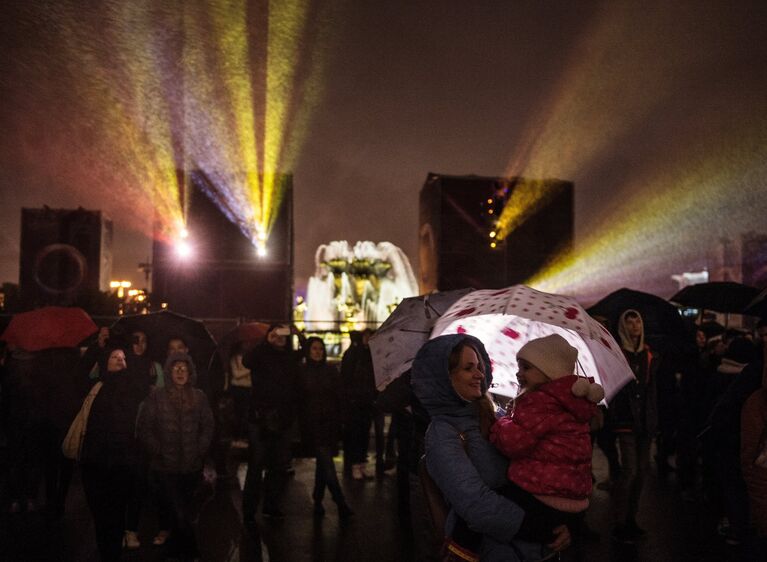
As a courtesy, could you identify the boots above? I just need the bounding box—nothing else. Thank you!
[337,501,354,520]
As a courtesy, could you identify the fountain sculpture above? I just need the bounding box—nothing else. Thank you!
[303,241,418,330]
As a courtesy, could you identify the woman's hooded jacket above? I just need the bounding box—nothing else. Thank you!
[411,334,546,562]
[81,343,149,467]
[138,352,214,473]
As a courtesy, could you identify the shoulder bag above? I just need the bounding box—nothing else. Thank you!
[62,382,103,461]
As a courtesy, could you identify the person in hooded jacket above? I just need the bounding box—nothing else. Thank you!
[79,342,151,562]
[490,334,604,543]
[411,334,571,562]
[139,352,214,560]
[606,309,659,544]
[299,337,353,519]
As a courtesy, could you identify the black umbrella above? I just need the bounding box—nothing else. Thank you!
[587,287,692,354]
[670,281,760,314]
[743,286,767,318]
[111,310,217,372]
[698,320,726,340]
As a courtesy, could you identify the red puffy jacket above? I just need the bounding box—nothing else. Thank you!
[490,375,596,500]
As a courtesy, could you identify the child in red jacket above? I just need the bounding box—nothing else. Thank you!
[489,334,604,543]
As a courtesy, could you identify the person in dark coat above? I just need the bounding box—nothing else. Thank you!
[299,337,353,519]
[704,337,758,546]
[3,346,81,517]
[607,309,659,544]
[341,329,377,479]
[4,346,44,514]
[139,352,214,559]
[123,330,163,549]
[241,323,302,520]
[79,341,150,562]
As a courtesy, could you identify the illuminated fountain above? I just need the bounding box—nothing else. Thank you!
[304,241,418,330]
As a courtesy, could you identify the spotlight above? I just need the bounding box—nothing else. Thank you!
[180,227,190,239]
[256,244,267,258]
[176,240,193,259]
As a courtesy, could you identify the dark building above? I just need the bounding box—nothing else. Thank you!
[151,171,293,321]
[19,207,113,308]
[419,173,573,293]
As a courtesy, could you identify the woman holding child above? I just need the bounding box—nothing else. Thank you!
[410,333,574,561]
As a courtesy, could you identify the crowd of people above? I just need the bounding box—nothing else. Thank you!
[0,308,766,561]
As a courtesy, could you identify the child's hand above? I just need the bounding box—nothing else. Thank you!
[494,404,507,418]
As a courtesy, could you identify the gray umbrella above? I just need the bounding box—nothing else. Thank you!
[369,288,474,390]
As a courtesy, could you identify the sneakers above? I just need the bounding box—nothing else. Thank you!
[152,530,170,546]
[123,530,140,550]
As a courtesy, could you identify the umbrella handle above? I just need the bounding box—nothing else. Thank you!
[575,357,587,379]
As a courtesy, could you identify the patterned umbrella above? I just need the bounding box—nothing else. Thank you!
[369,288,474,390]
[430,285,634,402]
[0,306,98,351]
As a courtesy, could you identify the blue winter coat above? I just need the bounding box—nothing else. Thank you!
[411,334,551,562]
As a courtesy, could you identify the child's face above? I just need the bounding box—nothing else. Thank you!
[516,358,548,390]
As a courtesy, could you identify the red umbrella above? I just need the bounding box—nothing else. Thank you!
[0,306,98,351]
[217,322,270,362]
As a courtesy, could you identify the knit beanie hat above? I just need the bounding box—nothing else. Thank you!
[517,334,605,403]
[517,334,577,380]
[164,351,198,386]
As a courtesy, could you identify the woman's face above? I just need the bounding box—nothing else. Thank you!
[171,361,190,386]
[516,358,548,390]
[107,349,127,372]
[132,331,148,356]
[309,340,325,362]
[449,346,484,401]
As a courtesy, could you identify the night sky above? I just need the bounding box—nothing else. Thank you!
[2,0,766,304]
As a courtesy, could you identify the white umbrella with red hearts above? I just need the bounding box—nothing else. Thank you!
[429,285,635,402]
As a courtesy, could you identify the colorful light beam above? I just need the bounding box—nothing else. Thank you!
[497,2,767,300]
[18,0,336,251]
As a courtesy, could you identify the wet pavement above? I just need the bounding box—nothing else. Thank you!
[0,443,747,562]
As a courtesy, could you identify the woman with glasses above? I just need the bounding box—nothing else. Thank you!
[139,352,214,561]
